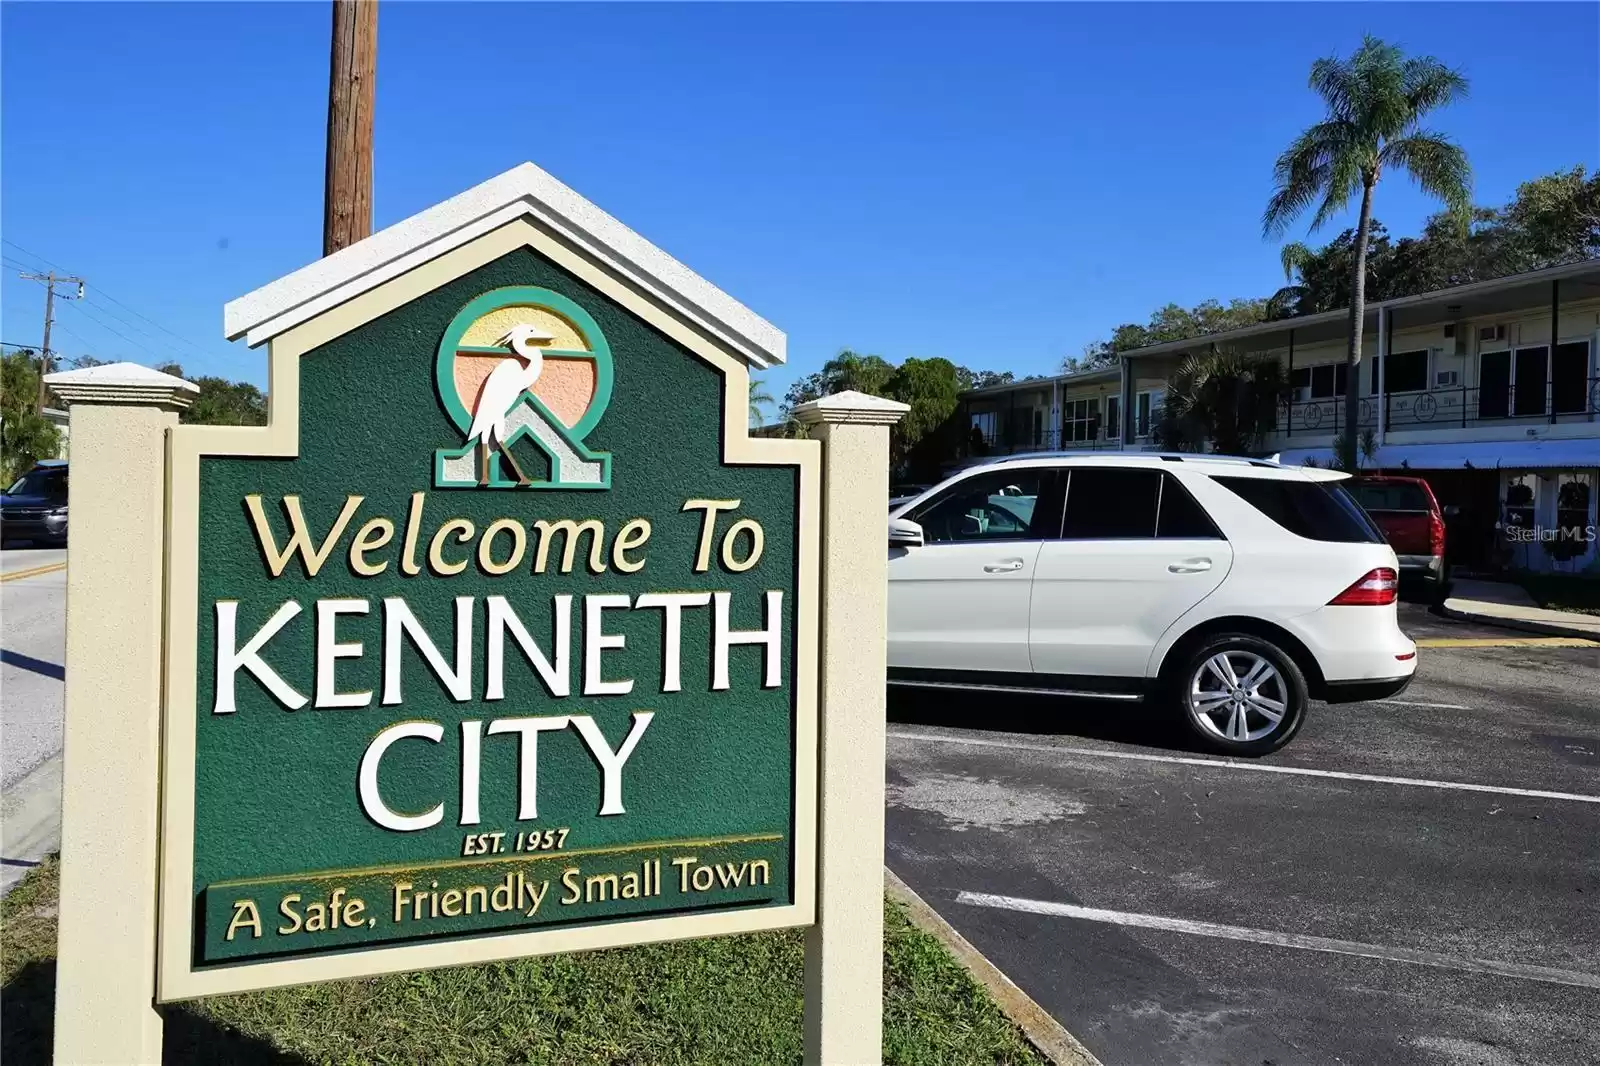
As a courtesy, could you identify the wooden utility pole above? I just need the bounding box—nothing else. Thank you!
[19,270,84,414]
[324,0,377,257]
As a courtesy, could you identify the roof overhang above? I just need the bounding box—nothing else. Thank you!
[1122,259,1600,361]
[961,365,1121,399]
[224,162,786,367]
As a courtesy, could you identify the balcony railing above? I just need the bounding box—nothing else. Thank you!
[1278,378,1600,436]
[973,428,1123,456]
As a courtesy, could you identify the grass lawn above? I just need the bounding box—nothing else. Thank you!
[2,857,1046,1066]
[1517,573,1600,616]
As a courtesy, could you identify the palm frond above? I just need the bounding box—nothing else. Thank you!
[1279,241,1313,282]
[1401,56,1469,119]
[1307,55,1358,122]
[1381,131,1472,225]
[1309,151,1364,233]
[1351,36,1409,137]
[1263,122,1361,237]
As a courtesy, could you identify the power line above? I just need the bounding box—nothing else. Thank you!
[86,284,213,358]
[1,238,67,273]
[80,293,208,361]
[58,298,163,361]
[5,237,214,359]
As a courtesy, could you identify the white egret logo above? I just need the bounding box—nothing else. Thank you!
[433,287,614,491]
[468,323,554,486]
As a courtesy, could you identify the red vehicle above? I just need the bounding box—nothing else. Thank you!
[1349,476,1449,596]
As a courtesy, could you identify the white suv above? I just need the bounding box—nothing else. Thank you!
[886,453,1418,755]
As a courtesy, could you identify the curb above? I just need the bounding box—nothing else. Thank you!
[885,868,1103,1066]
[1440,603,1600,643]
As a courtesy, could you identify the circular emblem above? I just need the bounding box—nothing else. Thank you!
[431,287,613,490]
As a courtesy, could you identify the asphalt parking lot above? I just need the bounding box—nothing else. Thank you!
[885,601,1600,1066]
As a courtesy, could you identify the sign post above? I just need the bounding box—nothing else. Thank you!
[45,363,199,1065]
[795,392,908,1066]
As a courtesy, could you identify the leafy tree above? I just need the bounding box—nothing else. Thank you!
[1153,349,1286,456]
[1,349,61,485]
[778,349,1014,476]
[1263,35,1471,471]
[958,368,1015,391]
[1076,298,1270,370]
[1269,166,1598,321]
[1494,165,1600,266]
[885,357,962,472]
[780,349,896,417]
[155,363,267,426]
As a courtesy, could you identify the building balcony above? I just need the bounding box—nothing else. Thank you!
[1277,378,1600,437]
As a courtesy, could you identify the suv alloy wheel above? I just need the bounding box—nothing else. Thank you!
[1175,633,1308,756]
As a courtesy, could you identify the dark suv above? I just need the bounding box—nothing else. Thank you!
[1,462,69,545]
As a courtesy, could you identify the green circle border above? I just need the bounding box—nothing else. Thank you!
[434,286,615,439]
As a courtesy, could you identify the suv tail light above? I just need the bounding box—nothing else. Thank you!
[1429,511,1445,556]
[1329,568,1398,606]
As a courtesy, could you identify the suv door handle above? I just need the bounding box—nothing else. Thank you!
[983,560,1025,573]
[1168,558,1212,573]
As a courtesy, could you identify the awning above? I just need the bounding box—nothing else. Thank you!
[1269,437,1600,471]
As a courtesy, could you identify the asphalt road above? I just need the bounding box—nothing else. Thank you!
[1,546,67,789]
[1,546,67,893]
[887,602,1600,1066]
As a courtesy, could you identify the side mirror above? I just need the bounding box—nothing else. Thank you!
[889,518,925,549]
[1443,504,1460,518]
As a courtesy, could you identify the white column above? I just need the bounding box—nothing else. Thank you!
[45,362,198,1065]
[791,390,908,1066]
[1376,304,1389,449]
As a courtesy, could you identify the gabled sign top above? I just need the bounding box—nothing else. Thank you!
[224,162,786,368]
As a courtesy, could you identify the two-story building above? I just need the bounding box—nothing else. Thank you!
[960,258,1600,574]
[960,364,1125,454]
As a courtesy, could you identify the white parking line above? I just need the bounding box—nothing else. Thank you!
[887,730,1600,805]
[1376,698,1471,710]
[956,891,1600,990]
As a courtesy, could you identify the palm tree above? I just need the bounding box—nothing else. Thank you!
[1263,36,1471,470]
[1153,349,1287,456]
[749,374,775,427]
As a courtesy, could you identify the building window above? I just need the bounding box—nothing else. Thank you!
[1552,341,1591,414]
[1555,472,1594,557]
[1135,390,1163,437]
[971,410,997,444]
[1105,395,1122,441]
[1370,350,1429,394]
[1512,346,1548,417]
[1503,473,1536,532]
[1031,408,1045,446]
[1063,398,1099,443]
[1291,363,1348,401]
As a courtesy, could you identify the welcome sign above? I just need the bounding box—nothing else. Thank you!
[157,165,820,998]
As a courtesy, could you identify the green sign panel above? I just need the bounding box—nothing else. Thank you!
[159,209,819,998]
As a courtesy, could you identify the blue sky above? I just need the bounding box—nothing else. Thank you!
[3,3,1595,405]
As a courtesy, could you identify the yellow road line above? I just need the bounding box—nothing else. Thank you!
[0,561,66,584]
[1416,636,1599,649]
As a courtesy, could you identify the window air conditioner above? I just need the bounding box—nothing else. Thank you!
[1435,370,1460,387]
[1478,324,1507,343]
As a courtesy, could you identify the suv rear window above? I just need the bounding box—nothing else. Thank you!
[1212,476,1384,543]
[1349,481,1432,512]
